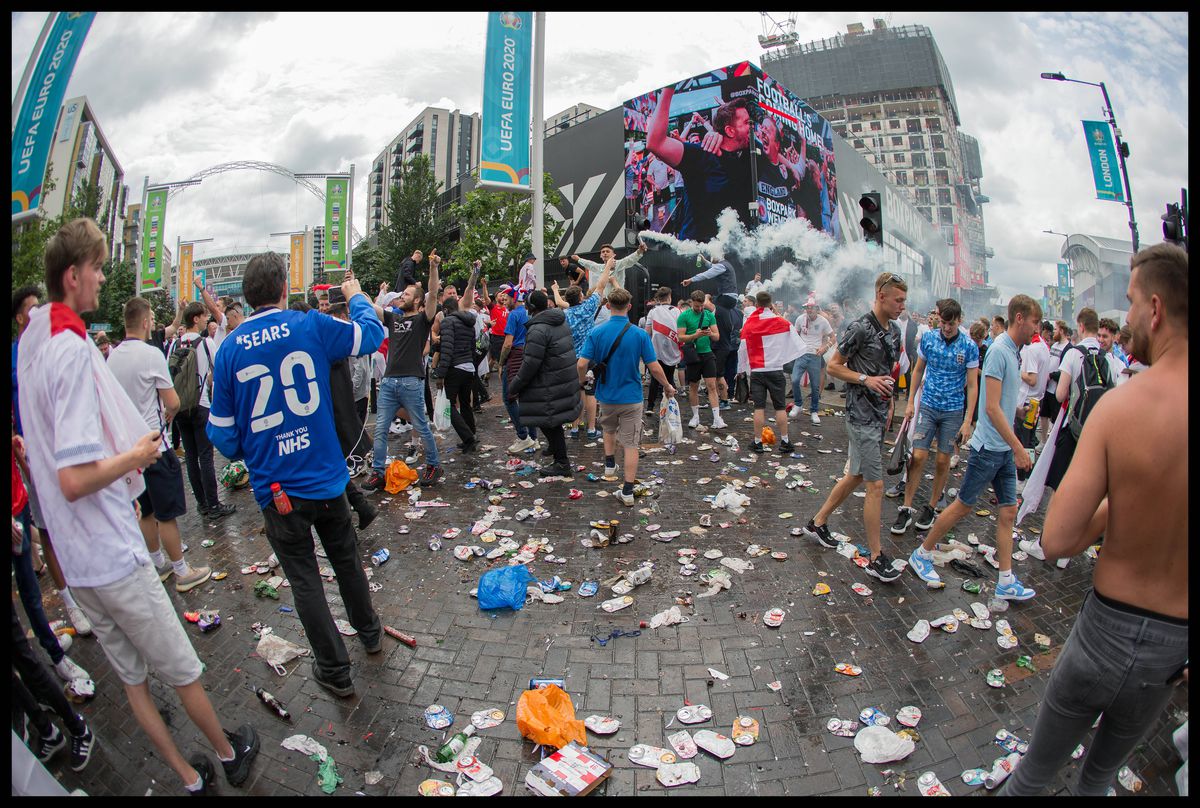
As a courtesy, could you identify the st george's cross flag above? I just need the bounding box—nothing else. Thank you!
[737,307,805,374]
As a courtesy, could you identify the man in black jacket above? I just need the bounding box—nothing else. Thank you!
[395,249,423,292]
[433,298,479,452]
[507,290,581,477]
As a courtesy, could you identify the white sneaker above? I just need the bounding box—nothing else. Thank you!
[1055,556,1070,569]
[811,412,821,425]
[66,606,92,637]
[507,436,537,454]
[54,655,89,683]
[1018,538,1046,561]
[711,416,727,430]
[56,632,73,654]
[390,419,411,435]
[788,406,802,420]
[949,453,960,468]
[687,413,700,429]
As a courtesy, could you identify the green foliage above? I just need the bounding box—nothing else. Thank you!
[347,243,390,301]
[377,154,451,281]
[85,259,135,339]
[448,172,565,288]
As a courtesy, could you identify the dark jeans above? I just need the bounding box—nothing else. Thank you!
[12,603,85,737]
[999,590,1189,796]
[543,424,569,466]
[261,494,381,683]
[501,366,528,440]
[344,479,371,519]
[12,507,63,665]
[722,348,738,394]
[648,363,676,412]
[443,368,477,445]
[175,406,220,510]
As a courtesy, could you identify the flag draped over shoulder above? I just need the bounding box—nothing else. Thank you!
[737,308,804,374]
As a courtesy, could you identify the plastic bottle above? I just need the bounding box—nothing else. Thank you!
[255,687,292,721]
[434,724,475,763]
[271,483,292,515]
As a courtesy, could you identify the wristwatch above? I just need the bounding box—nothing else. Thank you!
[857,373,867,385]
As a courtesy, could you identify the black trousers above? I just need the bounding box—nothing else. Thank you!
[443,368,477,445]
[543,424,569,465]
[12,604,86,738]
[261,494,381,682]
[175,406,219,510]
[647,363,676,411]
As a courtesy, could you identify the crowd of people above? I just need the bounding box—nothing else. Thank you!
[10,214,1187,796]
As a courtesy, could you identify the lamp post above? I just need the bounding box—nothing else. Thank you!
[1041,229,1072,320]
[1041,71,1139,251]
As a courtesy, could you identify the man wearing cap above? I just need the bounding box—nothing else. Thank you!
[792,294,834,425]
[517,254,538,298]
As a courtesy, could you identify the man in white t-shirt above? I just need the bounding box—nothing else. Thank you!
[18,218,260,794]
[171,301,235,519]
[645,286,683,410]
[744,273,765,297]
[790,294,834,424]
[1013,323,1051,451]
[108,297,211,593]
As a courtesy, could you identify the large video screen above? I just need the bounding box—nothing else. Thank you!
[622,62,837,245]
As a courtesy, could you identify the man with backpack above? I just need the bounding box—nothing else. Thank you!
[169,302,234,519]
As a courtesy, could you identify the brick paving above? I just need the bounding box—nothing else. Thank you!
[20,387,1187,796]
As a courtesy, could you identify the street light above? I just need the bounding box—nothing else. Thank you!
[1041,70,1139,251]
[1041,229,1068,238]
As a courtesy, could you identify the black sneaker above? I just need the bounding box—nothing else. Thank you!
[890,506,915,535]
[419,465,443,487]
[188,755,216,795]
[779,441,794,455]
[914,504,937,531]
[751,441,765,454]
[69,725,93,771]
[208,502,236,519]
[357,503,378,532]
[221,724,260,786]
[539,461,574,479]
[361,471,384,492]
[312,669,355,698]
[803,518,838,549]
[866,553,902,582]
[363,634,383,654]
[459,439,478,454]
[34,724,66,763]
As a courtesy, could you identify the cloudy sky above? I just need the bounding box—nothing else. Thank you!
[12,11,1188,300]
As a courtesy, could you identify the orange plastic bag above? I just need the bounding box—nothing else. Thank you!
[384,459,418,494]
[516,685,586,749]
[761,426,776,445]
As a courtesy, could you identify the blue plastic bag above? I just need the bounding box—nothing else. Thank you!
[477,565,535,611]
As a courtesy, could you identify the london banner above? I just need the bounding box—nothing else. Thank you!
[1082,120,1125,203]
[479,11,532,192]
[140,188,168,291]
[290,233,306,294]
[11,11,96,218]
[324,178,348,273]
[178,243,194,301]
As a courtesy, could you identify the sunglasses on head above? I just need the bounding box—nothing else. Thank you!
[878,273,904,290]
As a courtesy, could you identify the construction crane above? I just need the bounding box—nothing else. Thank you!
[758,12,798,50]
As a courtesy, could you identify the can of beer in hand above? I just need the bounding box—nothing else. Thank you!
[371,548,390,566]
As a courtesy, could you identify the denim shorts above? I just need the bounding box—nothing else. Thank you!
[957,445,1017,507]
[912,406,963,454]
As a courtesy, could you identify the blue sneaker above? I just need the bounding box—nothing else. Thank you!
[569,427,580,439]
[907,550,942,584]
[586,429,602,440]
[994,577,1036,601]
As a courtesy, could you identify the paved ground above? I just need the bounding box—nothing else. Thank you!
[21,383,1187,796]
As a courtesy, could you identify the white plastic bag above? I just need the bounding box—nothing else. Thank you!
[854,725,916,763]
[712,485,750,515]
[658,396,683,446]
[256,633,311,675]
[433,388,452,432]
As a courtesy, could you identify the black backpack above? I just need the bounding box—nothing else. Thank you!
[1065,344,1114,440]
[168,336,213,414]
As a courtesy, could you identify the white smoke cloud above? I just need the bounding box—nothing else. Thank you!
[641,206,887,310]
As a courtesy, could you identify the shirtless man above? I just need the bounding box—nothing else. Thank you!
[1000,243,1188,796]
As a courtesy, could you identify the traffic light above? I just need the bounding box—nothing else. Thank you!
[859,192,882,247]
[1162,203,1185,247]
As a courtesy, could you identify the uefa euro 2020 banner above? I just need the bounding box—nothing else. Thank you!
[622,62,837,245]
[140,188,168,291]
[11,12,97,218]
[325,178,348,272]
[479,11,533,192]
[290,233,306,294]
[1082,120,1125,204]
[178,243,194,301]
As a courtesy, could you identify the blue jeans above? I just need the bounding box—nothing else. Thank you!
[792,353,825,413]
[913,406,964,454]
[1000,591,1188,795]
[373,376,439,472]
[11,506,64,665]
[957,445,1017,507]
[501,367,528,440]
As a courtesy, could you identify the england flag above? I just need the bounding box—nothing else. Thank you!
[737,308,805,374]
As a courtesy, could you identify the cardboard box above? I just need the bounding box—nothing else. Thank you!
[524,743,612,797]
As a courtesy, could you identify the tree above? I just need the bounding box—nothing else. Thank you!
[377,154,451,283]
[448,171,565,287]
[11,175,101,294]
[348,243,390,299]
[85,258,135,339]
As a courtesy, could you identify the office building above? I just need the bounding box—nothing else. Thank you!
[544,103,604,137]
[38,96,126,259]
[312,225,326,283]
[763,20,991,291]
[368,107,480,238]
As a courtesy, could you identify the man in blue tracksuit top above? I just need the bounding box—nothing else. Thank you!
[207,254,385,698]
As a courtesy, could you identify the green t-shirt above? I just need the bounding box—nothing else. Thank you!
[677,307,716,355]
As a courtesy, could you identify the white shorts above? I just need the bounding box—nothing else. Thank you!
[71,564,204,687]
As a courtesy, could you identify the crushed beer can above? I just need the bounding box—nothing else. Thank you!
[370,548,390,566]
[423,704,453,730]
[859,707,890,727]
